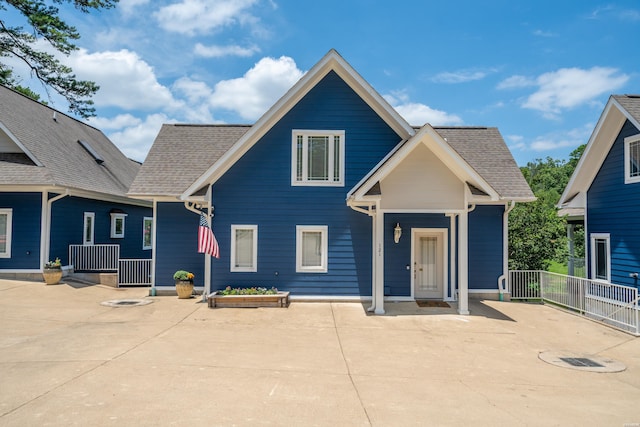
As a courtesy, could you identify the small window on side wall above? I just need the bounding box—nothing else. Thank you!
[624,135,640,184]
[143,217,153,250]
[296,225,328,273]
[590,233,610,282]
[231,225,257,272]
[110,212,127,239]
[83,212,94,245]
[0,208,13,258]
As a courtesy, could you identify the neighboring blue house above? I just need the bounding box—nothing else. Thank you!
[129,50,533,313]
[0,85,152,282]
[559,95,640,289]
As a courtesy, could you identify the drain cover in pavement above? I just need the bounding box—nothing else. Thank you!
[101,299,153,307]
[539,351,625,373]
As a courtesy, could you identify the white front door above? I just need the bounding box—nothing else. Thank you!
[413,229,446,299]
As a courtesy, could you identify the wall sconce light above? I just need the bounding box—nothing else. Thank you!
[394,223,402,244]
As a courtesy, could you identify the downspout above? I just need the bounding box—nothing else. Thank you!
[497,201,516,301]
[44,190,69,269]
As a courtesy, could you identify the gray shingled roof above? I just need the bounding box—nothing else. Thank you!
[434,127,534,200]
[613,94,640,123]
[128,124,250,196]
[0,85,140,197]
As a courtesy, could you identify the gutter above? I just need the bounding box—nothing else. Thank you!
[497,200,516,301]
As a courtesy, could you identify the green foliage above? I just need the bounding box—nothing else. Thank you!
[0,0,118,118]
[173,270,194,281]
[509,144,586,271]
[219,286,279,295]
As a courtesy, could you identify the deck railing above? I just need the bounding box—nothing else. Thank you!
[69,244,119,272]
[509,270,639,336]
[118,259,152,286]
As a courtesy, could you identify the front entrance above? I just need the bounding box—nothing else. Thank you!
[412,229,447,299]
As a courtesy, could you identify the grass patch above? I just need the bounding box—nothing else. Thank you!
[547,260,568,275]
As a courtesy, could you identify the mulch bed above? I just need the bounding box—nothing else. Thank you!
[416,300,451,308]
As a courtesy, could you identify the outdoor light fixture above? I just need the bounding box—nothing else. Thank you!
[394,223,402,244]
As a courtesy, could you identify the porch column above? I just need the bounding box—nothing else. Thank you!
[458,209,469,315]
[374,205,385,314]
[567,223,575,276]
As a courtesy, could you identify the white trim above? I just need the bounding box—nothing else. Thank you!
[624,134,640,184]
[411,228,448,300]
[296,225,328,273]
[291,130,345,186]
[0,208,13,258]
[230,225,258,272]
[83,212,95,245]
[110,213,127,239]
[182,49,414,198]
[590,233,611,282]
[142,217,153,250]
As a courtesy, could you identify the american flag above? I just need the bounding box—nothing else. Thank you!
[198,213,220,258]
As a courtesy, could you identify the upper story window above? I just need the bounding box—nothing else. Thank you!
[624,134,640,184]
[292,130,345,186]
[0,208,12,258]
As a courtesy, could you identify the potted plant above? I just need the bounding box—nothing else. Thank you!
[173,270,194,299]
[43,258,62,285]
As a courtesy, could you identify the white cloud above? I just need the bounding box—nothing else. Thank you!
[385,92,462,126]
[86,114,142,131]
[209,55,304,121]
[194,43,260,58]
[154,0,258,36]
[497,75,535,90]
[528,124,593,152]
[118,0,150,17]
[67,48,181,111]
[532,29,555,37]
[107,113,171,161]
[172,77,214,104]
[432,69,491,84]
[522,67,629,118]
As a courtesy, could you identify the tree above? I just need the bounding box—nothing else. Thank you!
[0,0,118,118]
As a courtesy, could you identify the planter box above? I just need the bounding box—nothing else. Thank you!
[208,291,290,308]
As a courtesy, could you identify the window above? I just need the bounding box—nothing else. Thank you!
[83,212,94,245]
[110,212,127,238]
[231,225,257,272]
[143,217,153,250]
[296,225,328,273]
[292,130,345,186]
[0,208,12,258]
[590,233,610,282]
[624,135,640,184]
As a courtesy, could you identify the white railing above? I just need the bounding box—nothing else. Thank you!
[509,270,639,336]
[118,259,152,286]
[69,244,119,272]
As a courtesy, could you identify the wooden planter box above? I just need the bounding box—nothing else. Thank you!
[208,291,290,308]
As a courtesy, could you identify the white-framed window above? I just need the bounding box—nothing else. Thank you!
[83,212,94,245]
[624,134,640,184]
[110,212,127,239]
[296,225,328,273]
[231,225,257,272]
[142,217,153,250]
[0,208,12,258]
[590,233,611,282]
[291,130,345,186]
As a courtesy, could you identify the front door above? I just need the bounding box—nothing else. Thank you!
[413,230,446,299]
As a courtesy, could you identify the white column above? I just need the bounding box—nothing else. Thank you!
[374,205,385,315]
[448,214,456,301]
[458,209,469,315]
[367,210,377,312]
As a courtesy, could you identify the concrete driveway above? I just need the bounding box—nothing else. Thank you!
[1,278,639,426]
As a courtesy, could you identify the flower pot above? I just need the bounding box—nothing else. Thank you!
[175,280,194,298]
[43,268,62,285]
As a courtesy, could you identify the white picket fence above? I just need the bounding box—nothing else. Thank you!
[509,270,639,336]
[69,244,152,286]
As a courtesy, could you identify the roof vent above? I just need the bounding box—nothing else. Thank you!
[77,139,104,164]
[52,111,57,122]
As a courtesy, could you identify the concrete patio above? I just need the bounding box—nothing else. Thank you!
[1,278,639,426]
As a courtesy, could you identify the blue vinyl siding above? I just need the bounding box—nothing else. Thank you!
[0,192,42,269]
[468,205,504,290]
[206,71,401,295]
[384,213,451,297]
[587,120,640,288]
[50,196,152,265]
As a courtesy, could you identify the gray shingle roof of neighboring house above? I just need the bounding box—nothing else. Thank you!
[131,123,533,201]
[0,85,140,197]
[613,94,640,122]
[434,127,534,200]
[128,124,250,197]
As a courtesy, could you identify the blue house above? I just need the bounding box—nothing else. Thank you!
[129,50,533,313]
[559,95,640,289]
[0,85,152,282]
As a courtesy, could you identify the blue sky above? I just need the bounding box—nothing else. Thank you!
[6,0,640,165]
